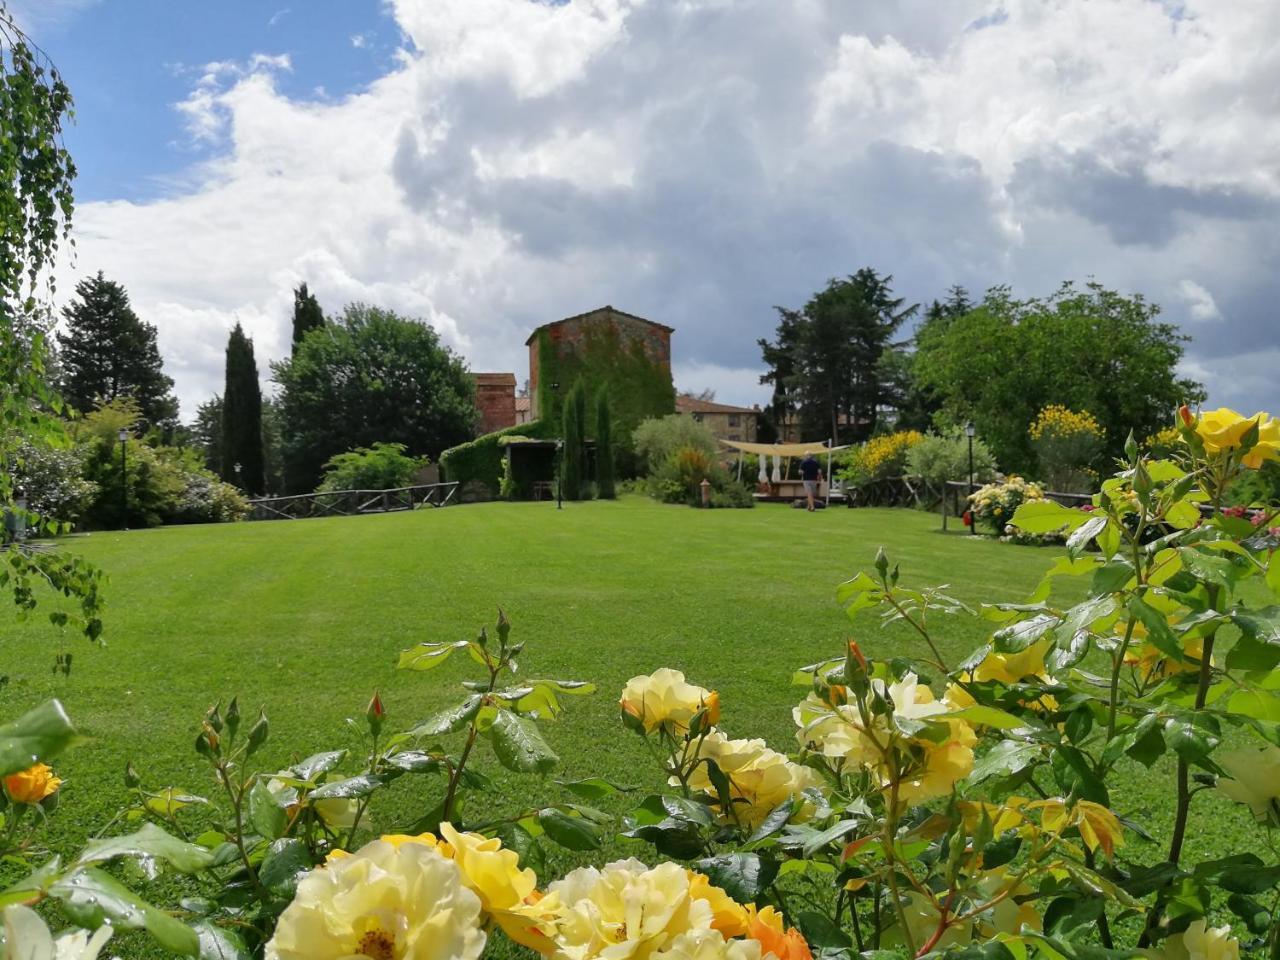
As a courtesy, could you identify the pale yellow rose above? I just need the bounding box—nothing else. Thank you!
[621,669,720,735]
[653,929,763,960]
[685,731,820,828]
[1217,746,1280,826]
[5,763,62,805]
[1147,920,1242,960]
[265,837,486,960]
[3,904,114,960]
[544,859,713,959]
[793,693,878,767]
[267,778,358,831]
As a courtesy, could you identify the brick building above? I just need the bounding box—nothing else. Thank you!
[472,372,517,435]
[675,395,761,443]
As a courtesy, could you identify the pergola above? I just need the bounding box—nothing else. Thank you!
[718,439,848,504]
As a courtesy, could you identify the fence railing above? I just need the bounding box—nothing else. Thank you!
[246,482,459,521]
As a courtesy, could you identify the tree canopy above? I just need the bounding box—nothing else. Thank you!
[57,272,178,429]
[759,269,916,443]
[273,303,477,492]
[912,281,1206,473]
[291,282,325,348]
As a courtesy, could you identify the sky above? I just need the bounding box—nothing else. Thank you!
[14,0,1280,421]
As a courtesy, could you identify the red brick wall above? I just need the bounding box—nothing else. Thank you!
[475,381,517,435]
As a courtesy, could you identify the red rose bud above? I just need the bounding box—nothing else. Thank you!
[366,691,385,735]
[1178,404,1194,427]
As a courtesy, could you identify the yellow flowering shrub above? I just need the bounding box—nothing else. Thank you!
[837,430,924,487]
[1029,404,1104,492]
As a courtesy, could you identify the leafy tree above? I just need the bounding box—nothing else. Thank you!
[759,269,916,443]
[595,387,616,499]
[317,442,427,492]
[273,303,476,492]
[632,413,719,474]
[220,323,265,495]
[191,394,223,474]
[879,285,973,431]
[261,395,286,494]
[57,272,178,429]
[561,381,586,501]
[291,282,325,349]
[913,281,1206,473]
[0,11,103,639]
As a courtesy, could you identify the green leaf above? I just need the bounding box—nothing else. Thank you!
[409,696,483,738]
[1163,719,1218,763]
[1178,547,1236,587]
[1227,893,1271,934]
[537,808,604,851]
[287,750,347,783]
[310,774,388,799]
[1066,516,1108,557]
[1267,556,1280,598]
[193,921,251,960]
[695,853,779,903]
[945,705,1026,730]
[1012,500,1089,534]
[0,699,81,777]
[258,838,313,896]
[1232,607,1280,644]
[1090,562,1134,596]
[836,571,880,604]
[397,640,469,671]
[1128,596,1183,661]
[1044,896,1104,939]
[49,867,199,956]
[746,798,795,844]
[488,710,558,775]
[624,817,706,859]
[969,740,1041,784]
[1225,633,1280,673]
[248,779,286,840]
[801,819,861,857]
[993,614,1060,653]
[795,910,852,950]
[556,777,633,801]
[77,823,215,874]
[383,751,443,774]
[493,822,546,875]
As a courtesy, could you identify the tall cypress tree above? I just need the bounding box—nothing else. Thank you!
[595,386,615,499]
[221,323,265,495]
[58,272,179,428]
[291,282,325,349]
[561,382,585,501]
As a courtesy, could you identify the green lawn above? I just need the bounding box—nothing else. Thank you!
[4,496,1258,955]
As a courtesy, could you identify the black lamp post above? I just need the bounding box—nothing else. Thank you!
[234,462,243,490]
[118,427,129,529]
[965,420,976,535]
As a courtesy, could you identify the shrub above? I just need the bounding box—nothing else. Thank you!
[968,475,1045,533]
[1029,403,1104,491]
[707,482,755,508]
[632,413,719,474]
[905,426,997,488]
[595,387,616,499]
[317,441,428,493]
[837,430,923,486]
[562,382,586,501]
[11,439,97,527]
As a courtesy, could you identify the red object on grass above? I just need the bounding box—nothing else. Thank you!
[962,510,972,527]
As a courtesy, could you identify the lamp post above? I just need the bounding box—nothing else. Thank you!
[965,420,976,536]
[234,462,243,489]
[118,427,129,529]
[551,381,562,510]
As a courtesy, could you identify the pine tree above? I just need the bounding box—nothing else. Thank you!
[58,272,179,428]
[220,324,265,495]
[595,387,615,499]
[561,382,585,501]
[291,282,325,349]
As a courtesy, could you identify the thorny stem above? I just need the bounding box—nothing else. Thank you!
[217,763,273,908]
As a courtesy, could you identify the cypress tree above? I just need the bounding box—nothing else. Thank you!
[291,282,325,349]
[561,382,584,501]
[58,272,179,428]
[595,386,615,499]
[221,323,266,495]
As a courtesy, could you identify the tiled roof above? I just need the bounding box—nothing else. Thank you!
[525,305,674,345]
[675,396,760,415]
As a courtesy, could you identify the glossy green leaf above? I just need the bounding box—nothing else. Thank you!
[993,614,1060,653]
[194,921,251,960]
[695,853,779,903]
[248,779,286,840]
[310,774,388,799]
[1012,500,1089,534]
[969,740,1041,784]
[77,823,215,874]
[489,710,558,774]
[259,838,313,896]
[556,777,634,801]
[0,699,81,777]
[49,867,199,956]
[397,640,469,671]
[537,808,604,851]
[409,696,482,738]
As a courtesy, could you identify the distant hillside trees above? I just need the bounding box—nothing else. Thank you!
[273,304,476,492]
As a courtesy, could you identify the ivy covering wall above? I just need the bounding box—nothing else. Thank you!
[439,418,557,495]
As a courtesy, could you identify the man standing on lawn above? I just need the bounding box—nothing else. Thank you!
[800,451,823,512]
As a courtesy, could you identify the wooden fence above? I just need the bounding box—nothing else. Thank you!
[940,481,1093,532]
[246,482,459,521]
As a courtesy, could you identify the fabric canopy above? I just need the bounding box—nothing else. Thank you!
[719,439,848,457]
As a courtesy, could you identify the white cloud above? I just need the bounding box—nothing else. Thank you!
[1178,279,1222,322]
[61,0,1280,421]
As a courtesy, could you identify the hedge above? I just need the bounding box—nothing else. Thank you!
[439,419,557,495]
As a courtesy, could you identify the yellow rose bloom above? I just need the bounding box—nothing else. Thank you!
[267,778,359,831]
[684,731,820,828]
[4,763,61,805]
[1148,919,1242,960]
[687,872,749,938]
[621,669,720,735]
[1217,746,1280,826]
[1193,408,1280,467]
[265,837,486,960]
[544,859,714,959]
[654,929,763,960]
[1243,415,1280,468]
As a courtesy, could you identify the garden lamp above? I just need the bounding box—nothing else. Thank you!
[964,421,975,535]
[118,427,129,529]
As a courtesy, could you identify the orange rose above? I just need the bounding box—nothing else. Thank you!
[5,763,61,805]
[746,906,813,960]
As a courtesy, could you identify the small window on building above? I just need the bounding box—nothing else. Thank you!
[693,413,703,422]
[728,414,740,427]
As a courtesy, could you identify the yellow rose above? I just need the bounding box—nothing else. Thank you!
[654,929,763,960]
[1194,408,1279,465]
[687,872,749,938]
[684,731,820,828]
[265,837,486,960]
[267,778,358,831]
[621,669,720,735]
[1147,919,1241,960]
[4,763,61,805]
[439,823,555,954]
[544,859,714,959]
[3,903,114,960]
[1217,746,1280,826]
[1243,415,1280,468]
